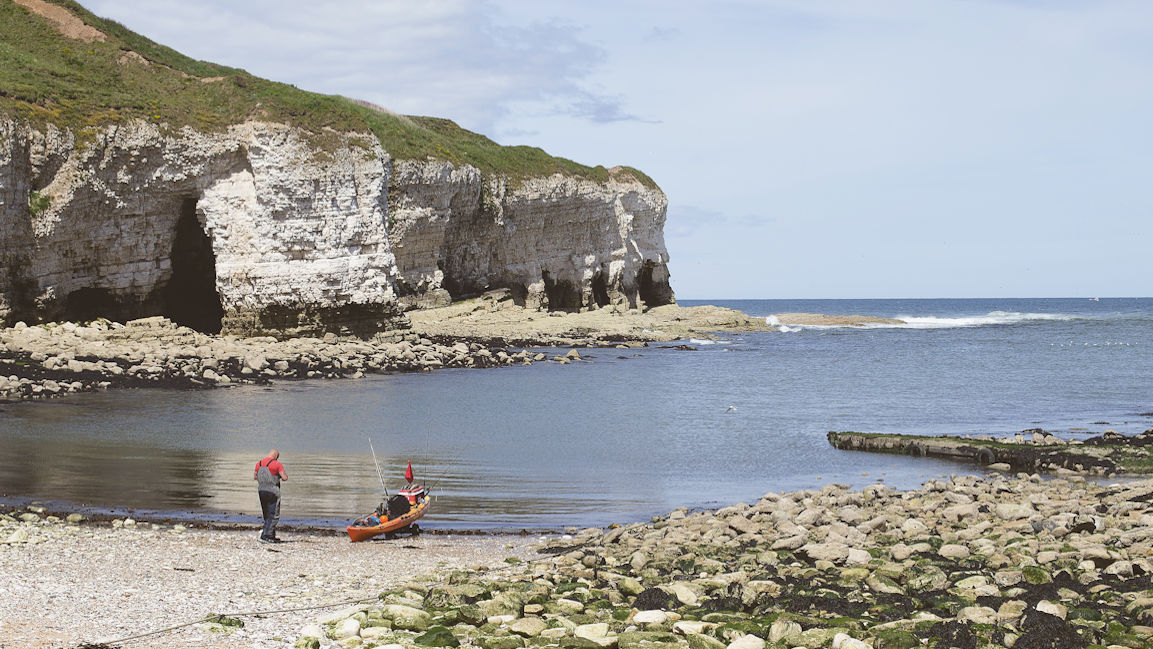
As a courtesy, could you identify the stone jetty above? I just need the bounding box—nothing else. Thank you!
[295,474,1153,649]
[828,430,1153,477]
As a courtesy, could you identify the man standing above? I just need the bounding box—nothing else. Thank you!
[253,449,288,543]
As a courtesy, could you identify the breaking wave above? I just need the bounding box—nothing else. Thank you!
[769,311,1083,331]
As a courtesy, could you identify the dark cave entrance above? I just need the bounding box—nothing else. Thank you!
[591,270,610,307]
[541,270,579,311]
[165,198,223,334]
[637,262,658,307]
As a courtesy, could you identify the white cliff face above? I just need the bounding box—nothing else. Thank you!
[390,160,672,311]
[0,116,671,334]
[0,117,399,334]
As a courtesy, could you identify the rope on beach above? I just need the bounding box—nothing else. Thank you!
[81,595,381,647]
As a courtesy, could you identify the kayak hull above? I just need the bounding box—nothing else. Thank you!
[346,497,429,542]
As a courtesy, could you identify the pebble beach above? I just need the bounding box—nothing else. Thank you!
[0,514,533,649]
[6,472,1153,649]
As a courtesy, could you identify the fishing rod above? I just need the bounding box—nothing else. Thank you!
[369,438,389,497]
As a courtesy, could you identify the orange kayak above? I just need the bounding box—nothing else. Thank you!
[346,486,430,542]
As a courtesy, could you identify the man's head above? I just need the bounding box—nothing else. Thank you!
[268,449,280,460]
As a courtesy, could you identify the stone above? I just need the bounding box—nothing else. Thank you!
[768,620,802,644]
[480,636,526,649]
[957,606,997,624]
[800,542,850,563]
[725,634,765,649]
[996,503,1033,520]
[414,626,460,647]
[998,600,1027,620]
[575,623,611,640]
[831,633,871,649]
[617,577,643,597]
[510,617,548,638]
[1036,600,1067,620]
[334,618,361,640]
[552,598,585,614]
[672,621,711,636]
[380,604,432,631]
[938,544,971,560]
[668,583,699,606]
[633,610,668,625]
[299,624,326,639]
[5,529,29,544]
[687,634,726,649]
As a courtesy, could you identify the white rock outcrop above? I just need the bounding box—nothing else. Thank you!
[389,160,671,311]
[0,117,672,334]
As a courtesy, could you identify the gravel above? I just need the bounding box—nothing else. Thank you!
[0,515,533,649]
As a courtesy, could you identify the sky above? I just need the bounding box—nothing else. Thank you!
[85,0,1153,299]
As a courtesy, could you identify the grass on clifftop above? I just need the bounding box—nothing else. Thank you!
[0,0,657,187]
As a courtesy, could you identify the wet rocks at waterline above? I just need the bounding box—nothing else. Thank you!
[304,474,1153,649]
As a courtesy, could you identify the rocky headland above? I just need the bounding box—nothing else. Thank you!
[1,1,673,339]
[7,474,1153,648]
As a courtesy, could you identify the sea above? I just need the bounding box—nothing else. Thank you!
[1,297,1150,531]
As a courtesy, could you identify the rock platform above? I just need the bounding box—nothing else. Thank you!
[828,430,1153,477]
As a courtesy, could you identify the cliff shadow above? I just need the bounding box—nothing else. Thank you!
[164,197,224,334]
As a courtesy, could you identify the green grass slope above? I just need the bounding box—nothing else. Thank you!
[0,0,657,187]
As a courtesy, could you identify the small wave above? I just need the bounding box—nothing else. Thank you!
[765,316,801,333]
[885,311,1078,330]
[770,311,1083,331]
[688,338,724,346]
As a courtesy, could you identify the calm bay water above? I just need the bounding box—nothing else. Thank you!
[2,297,1151,530]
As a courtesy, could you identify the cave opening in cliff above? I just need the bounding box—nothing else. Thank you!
[637,261,665,308]
[542,270,580,311]
[591,270,610,308]
[165,198,223,334]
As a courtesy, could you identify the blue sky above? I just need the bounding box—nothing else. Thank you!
[86,0,1153,298]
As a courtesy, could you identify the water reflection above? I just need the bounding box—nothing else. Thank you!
[5,322,1115,530]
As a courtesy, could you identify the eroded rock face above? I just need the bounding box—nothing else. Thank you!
[1,117,673,334]
[0,117,400,335]
[389,160,673,312]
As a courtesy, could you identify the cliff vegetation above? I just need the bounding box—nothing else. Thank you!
[0,0,656,187]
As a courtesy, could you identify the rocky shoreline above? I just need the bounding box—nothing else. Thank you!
[0,298,771,403]
[8,474,1152,648]
[0,315,582,403]
[284,474,1153,649]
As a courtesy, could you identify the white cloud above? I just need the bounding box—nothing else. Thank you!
[84,0,645,134]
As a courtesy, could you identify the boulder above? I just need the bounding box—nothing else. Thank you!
[725,635,765,649]
[510,617,548,638]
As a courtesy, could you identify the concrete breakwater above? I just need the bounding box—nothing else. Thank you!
[289,473,1153,649]
[0,316,584,402]
[828,431,1153,477]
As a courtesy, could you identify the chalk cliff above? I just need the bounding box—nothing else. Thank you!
[0,0,673,336]
[0,117,672,336]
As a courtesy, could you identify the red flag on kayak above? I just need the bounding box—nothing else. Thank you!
[405,461,414,483]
